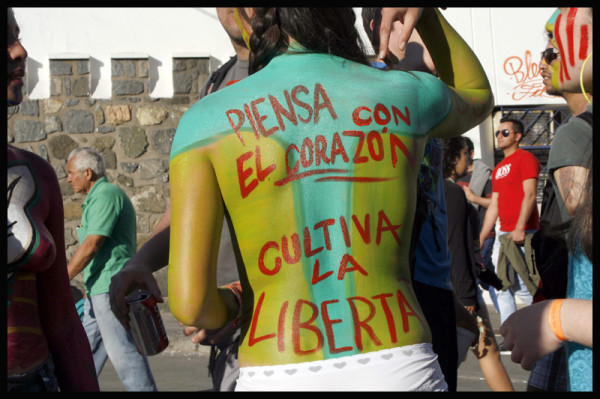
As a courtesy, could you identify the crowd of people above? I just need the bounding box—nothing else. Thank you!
[7,7,592,392]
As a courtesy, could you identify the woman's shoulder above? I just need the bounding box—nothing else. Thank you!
[444,179,467,198]
[515,148,540,164]
[8,145,51,167]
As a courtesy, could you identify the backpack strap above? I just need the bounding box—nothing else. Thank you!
[203,56,239,96]
[576,111,593,127]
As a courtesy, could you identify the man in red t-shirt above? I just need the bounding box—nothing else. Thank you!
[479,118,540,327]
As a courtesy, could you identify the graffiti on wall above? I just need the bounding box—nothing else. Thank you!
[503,50,554,102]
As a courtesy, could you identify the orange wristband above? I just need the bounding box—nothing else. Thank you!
[548,299,567,341]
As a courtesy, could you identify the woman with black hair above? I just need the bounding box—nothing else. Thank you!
[442,137,514,391]
[442,137,478,315]
[167,8,493,390]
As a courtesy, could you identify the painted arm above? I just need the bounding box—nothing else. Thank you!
[168,148,239,329]
[394,30,437,75]
[67,234,106,280]
[510,178,537,244]
[38,165,99,391]
[479,191,498,249]
[379,8,493,138]
[553,165,589,216]
[501,298,592,370]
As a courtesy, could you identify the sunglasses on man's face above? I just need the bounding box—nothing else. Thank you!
[495,129,512,137]
[541,47,559,64]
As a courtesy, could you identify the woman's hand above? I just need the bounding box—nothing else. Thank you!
[500,300,563,370]
[377,8,424,60]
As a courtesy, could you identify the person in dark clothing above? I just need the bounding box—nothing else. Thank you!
[443,138,479,313]
[8,9,98,392]
[443,137,514,391]
[456,138,500,308]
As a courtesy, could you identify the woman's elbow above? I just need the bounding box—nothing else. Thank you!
[170,303,202,328]
[170,298,224,329]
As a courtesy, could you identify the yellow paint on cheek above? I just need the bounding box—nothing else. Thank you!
[233,8,251,50]
[551,62,561,91]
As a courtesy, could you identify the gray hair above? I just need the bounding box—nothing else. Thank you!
[68,147,106,178]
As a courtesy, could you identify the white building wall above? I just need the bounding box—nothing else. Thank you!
[13,8,234,99]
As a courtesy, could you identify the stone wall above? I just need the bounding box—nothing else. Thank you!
[8,56,214,292]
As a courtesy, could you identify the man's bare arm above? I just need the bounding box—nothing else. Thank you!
[553,165,589,216]
[67,235,106,280]
[509,178,537,244]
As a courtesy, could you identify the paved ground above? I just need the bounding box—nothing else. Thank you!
[98,301,530,392]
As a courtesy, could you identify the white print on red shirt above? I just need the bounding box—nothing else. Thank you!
[494,163,512,180]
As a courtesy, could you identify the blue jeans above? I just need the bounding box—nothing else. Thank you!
[491,231,534,325]
[83,293,157,391]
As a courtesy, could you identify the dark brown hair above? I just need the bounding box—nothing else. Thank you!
[241,8,370,74]
[499,117,524,135]
[442,136,468,179]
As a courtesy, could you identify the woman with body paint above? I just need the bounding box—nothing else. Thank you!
[7,8,99,392]
[168,8,493,390]
[500,7,593,392]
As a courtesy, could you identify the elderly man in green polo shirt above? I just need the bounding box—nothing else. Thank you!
[66,147,157,391]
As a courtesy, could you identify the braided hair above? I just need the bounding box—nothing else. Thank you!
[242,8,370,74]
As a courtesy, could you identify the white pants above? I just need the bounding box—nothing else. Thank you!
[235,344,447,391]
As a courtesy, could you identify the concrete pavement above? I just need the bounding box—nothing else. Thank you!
[97,300,530,391]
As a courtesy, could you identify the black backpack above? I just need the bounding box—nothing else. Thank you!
[532,111,592,299]
[202,56,239,96]
[532,180,570,299]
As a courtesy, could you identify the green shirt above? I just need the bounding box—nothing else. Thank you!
[78,176,136,296]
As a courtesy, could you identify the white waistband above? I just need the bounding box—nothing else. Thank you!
[236,343,447,391]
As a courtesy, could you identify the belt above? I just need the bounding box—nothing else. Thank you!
[7,356,58,392]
